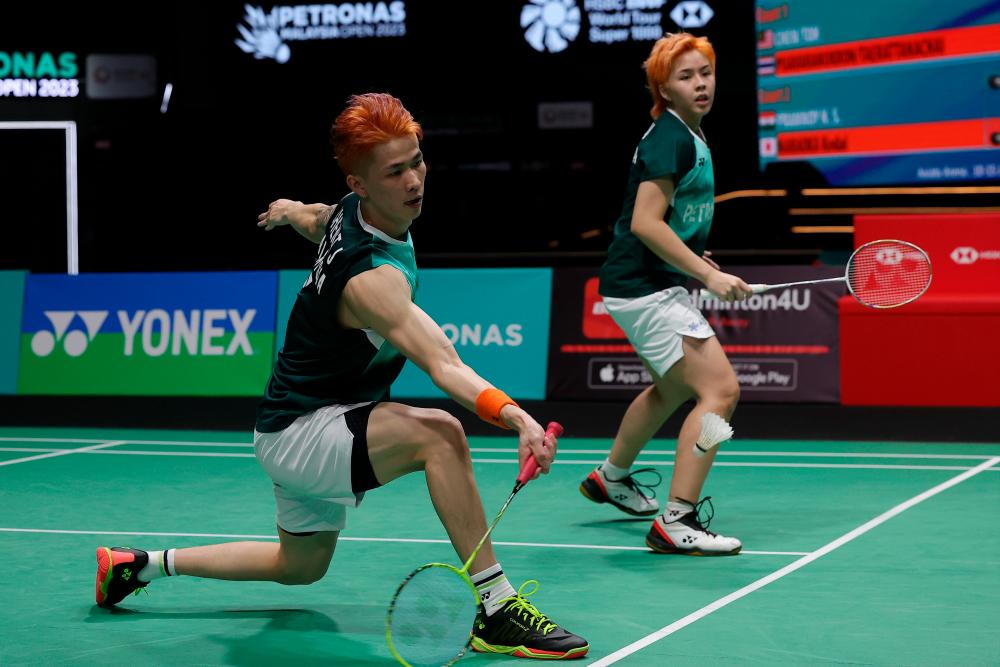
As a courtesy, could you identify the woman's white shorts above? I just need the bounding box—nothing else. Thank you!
[602,286,714,377]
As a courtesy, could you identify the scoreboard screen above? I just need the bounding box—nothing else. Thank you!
[756,0,1000,185]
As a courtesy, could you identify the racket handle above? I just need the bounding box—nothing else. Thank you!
[516,422,563,485]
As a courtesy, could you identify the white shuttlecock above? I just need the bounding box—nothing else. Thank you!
[693,412,733,457]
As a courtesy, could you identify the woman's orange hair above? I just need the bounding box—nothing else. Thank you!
[644,33,716,120]
[330,93,423,175]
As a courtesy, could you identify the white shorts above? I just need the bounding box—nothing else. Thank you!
[603,286,715,377]
[253,401,379,534]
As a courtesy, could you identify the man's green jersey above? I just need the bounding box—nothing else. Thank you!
[256,192,417,433]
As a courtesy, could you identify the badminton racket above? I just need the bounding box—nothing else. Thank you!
[385,421,564,667]
[743,239,932,309]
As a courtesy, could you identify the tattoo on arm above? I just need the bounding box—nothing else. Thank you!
[317,205,335,231]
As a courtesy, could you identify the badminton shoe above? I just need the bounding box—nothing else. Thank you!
[471,580,589,660]
[95,546,149,608]
[646,497,742,555]
[579,466,660,517]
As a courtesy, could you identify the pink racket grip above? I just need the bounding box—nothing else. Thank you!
[516,422,564,485]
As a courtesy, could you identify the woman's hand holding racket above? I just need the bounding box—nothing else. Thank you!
[697,241,931,309]
[703,268,753,302]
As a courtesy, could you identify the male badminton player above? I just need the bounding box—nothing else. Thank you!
[579,34,748,555]
[95,93,588,660]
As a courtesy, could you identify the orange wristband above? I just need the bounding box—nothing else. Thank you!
[475,388,519,429]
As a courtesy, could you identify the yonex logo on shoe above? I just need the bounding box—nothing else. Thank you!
[121,568,132,581]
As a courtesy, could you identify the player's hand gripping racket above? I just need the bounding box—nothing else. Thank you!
[385,422,563,667]
[747,239,932,308]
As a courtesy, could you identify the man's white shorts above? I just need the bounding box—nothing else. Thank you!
[253,402,379,534]
[603,286,715,377]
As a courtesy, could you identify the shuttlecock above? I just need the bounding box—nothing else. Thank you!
[693,412,733,457]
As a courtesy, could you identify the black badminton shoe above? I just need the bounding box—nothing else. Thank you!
[470,580,589,660]
[95,546,149,607]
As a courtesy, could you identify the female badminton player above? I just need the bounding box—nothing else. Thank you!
[579,33,749,555]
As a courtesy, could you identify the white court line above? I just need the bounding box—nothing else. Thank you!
[586,455,1000,666]
[1,447,998,471]
[0,441,126,467]
[0,437,251,447]
[0,527,807,557]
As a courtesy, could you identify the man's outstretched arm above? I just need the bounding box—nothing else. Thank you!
[257,199,335,244]
[341,266,555,477]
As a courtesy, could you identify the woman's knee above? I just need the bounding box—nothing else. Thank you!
[718,376,741,411]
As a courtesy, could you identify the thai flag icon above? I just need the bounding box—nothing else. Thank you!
[757,55,776,76]
[759,110,777,127]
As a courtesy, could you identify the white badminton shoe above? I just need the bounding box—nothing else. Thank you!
[646,497,742,555]
[579,465,661,517]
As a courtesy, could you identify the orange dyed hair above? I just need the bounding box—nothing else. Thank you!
[644,33,716,120]
[330,93,423,175]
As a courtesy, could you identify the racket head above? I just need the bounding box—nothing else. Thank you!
[846,239,932,309]
[386,562,480,667]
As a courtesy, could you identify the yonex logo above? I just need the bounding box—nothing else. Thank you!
[31,311,107,357]
[875,247,903,266]
[670,1,714,28]
[951,246,979,265]
[30,309,257,358]
[521,0,581,53]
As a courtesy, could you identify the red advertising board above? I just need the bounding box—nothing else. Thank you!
[548,266,843,401]
[841,213,1000,406]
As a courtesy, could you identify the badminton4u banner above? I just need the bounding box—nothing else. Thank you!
[17,272,277,395]
[547,266,843,402]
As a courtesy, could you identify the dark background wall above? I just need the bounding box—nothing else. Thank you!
[0,1,806,274]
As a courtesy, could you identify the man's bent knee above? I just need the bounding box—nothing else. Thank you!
[416,409,469,462]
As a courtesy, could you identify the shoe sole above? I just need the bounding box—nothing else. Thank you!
[578,478,658,517]
[471,636,590,660]
[644,533,742,556]
[96,547,114,607]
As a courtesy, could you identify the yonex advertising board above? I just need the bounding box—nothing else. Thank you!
[393,268,553,399]
[0,271,26,394]
[18,272,277,395]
